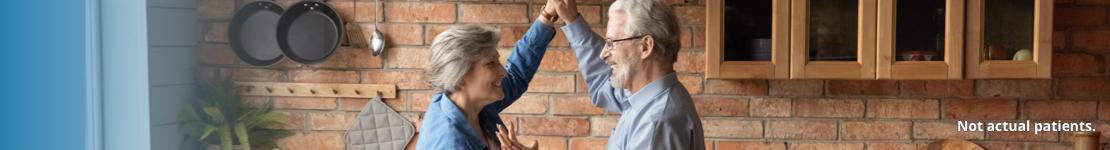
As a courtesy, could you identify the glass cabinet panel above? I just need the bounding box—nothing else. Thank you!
[965,0,1052,79]
[877,0,964,79]
[790,0,876,79]
[706,0,789,79]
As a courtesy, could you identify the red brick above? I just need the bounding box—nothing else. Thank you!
[827,80,899,96]
[1078,0,1110,5]
[1027,143,1073,150]
[693,27,706,49]
[265,111,306,130]
[1072,30,1110,50]
[310,47,383,69]
[986,130,1058,142]
[276,131,344,150]
[678,74,704,94]
[516,136,568,150]
[526,74,576,93]
[675,51,705,73]
[788,142,863,150]
[339,97,406,112]
[1054,31,1067,50]
[842,121,911,140]
[499,25,529,47]
[751,98,791,117]
[899,80,974,97]
[198,0,234,20]
[674,6,705,26]
[240,96,270,108]
[408,91,435,112]
[867,99,939,119]
[1053,52,1105,75]
[705,79,768,96]
[766,120,837,140]
[221,68,288,82]
[975,80,1052,98]
[290,70,360,83]
[795,98,864,118]
[273,97,337,110]
[576,74,588,93]
[400,112,424,132]
[359,23,425,46]
[460,4,528,24]
[769,80,823,96]
[202,22,226,43]
[519,117,589,136]
[426,24,454,46]
[942,98,1018,120]
[692,96,748,117]
[702,119,762,138]
[1057,77,1110,98]
[199,43,236,65]
[309,111,356,130]
[1102,102,1110,120]
[680,26,693,48]
[1055,7,1107,28]
[552,95,604,115]
[866,143,921,150]
[913,121,985,140]
[1023,100,1098,120]
[589,116,619,136]
[715,141,786,150]
[384,2,456,23]
[502,94,549,114]
[569,137,608,150]
[329,1,381,23]
[384,47,429,69]
[539,49,579,72]
[361,70,429,90]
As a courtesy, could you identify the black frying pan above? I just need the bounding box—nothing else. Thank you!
[229,1,285,66]
[276,0,343,64]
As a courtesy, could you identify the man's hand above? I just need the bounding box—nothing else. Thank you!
[538,0,561,26]
[553,0,578,24]
[496,120,538,150]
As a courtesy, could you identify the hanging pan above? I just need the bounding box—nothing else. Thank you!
[276,0,343,64]
[229,0,285,66]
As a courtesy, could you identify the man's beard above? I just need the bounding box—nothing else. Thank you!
[610,54,638,89]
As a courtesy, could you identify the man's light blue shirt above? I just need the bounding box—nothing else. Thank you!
[415,21,555,150]
[561,16,705,150]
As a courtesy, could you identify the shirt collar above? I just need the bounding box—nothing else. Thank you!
[432,93,487,148]
[625,73,679,106]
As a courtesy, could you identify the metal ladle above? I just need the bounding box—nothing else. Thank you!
[368,0,385,56]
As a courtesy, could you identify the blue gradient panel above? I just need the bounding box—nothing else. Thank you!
[0,0,88,149]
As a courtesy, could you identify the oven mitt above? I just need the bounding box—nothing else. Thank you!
[346,95,415,150]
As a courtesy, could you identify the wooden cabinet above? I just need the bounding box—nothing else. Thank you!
[876,0,965,79]
[964,0,1052,79]
[789,0,877,79]
[703,0,1052,79]
[705,0,790,79]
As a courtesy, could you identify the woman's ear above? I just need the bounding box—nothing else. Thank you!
[639,35,655,60]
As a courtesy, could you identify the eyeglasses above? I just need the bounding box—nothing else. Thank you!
[604,35,646,49]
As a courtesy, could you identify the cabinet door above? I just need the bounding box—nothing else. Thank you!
[790,0,878,79]
[706,0,790,79]
[876,0,965,79]
[965,0,1052,79]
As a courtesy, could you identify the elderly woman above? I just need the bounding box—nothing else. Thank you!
[414,3,559,150]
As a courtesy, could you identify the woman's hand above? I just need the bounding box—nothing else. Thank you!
[496,120,538,150]
[553,0,578,24]
[537,0,561,26]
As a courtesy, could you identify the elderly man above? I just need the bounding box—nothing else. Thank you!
[552,0,704,149]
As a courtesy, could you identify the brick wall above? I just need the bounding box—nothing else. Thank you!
[196,0,1110,149]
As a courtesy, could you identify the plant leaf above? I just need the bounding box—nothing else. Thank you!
[235,123,252,150]
[199,125,217,140]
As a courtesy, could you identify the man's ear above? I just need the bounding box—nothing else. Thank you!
[639,35,655,60]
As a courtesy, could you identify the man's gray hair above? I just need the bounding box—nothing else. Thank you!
[610,0,681,63]
[426,24,501,93]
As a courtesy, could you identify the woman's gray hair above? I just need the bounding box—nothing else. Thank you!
[426,24,501,93]
[610,0,681,63]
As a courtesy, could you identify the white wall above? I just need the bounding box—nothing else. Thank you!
[147,0,198,149]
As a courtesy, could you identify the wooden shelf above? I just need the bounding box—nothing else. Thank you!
[234,82,397,98]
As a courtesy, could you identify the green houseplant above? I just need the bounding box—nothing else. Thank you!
[180,78,291,150]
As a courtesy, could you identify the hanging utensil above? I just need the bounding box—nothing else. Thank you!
[276,0,343,64]
[368,0,386,56]
[228,0,285,66]
[345,0,369,49]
